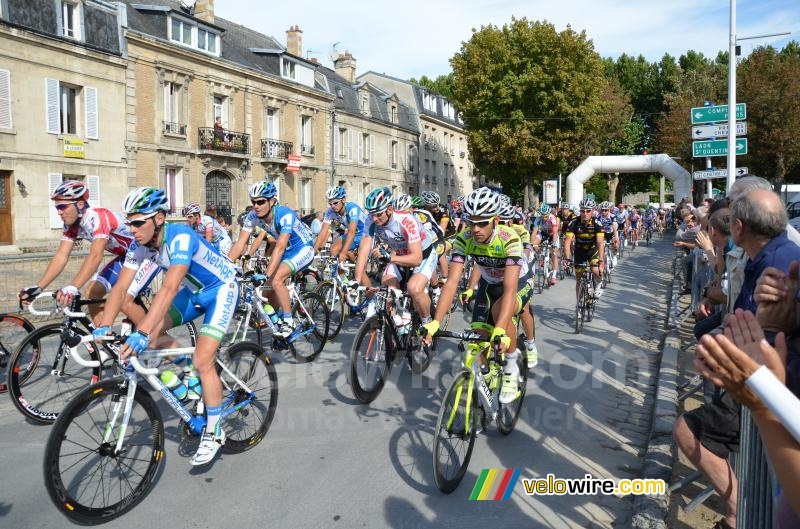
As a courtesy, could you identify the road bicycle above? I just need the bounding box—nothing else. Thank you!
[43,333,277,525]
[315,259,370,340]
[601,240,613,289]
[6,293,196,424]
[644,224,653,247]
[573,261,597,334]
[0,312,35,393]
[430,329,527,493]
[535,241,553,294]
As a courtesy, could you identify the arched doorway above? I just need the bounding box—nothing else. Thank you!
[205,170,232,224]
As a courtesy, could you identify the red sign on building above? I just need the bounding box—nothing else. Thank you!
[287,154,301,172]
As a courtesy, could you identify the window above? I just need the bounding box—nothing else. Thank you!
[337,127,349,160]
[336,87,343,99]
[300,178,311,213]
[390,140,398,169]
[197,29,216,53]
[46,79,97,137]
[282,60,296,80]
[0,69,10,129]
[61,0,80,40]
[60,84,78,135]
[165,167,183,215]
[390,105,397,123]
[361,96,369,114]
[164,82,182,131]
[169,16,220,55]
[213,95,225,126]
[301,115,313,154]
[360,133,373,165]
[431,161,437,184]
[171,18,192,46]
[407,145,415,173]
[265,108,279,139]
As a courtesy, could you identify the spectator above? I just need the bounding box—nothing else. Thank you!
[311,211,324,237]
[238,205,253,228]
[213,115,225,142]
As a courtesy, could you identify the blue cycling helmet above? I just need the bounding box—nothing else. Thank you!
[122,187,169,215]
[326,186,346,201]
[365,187,392,213]
[538,204,550,215]
[249,181,278,199]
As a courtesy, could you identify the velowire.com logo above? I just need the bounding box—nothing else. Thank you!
[469,469,521,500]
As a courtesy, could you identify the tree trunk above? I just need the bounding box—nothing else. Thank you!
[774,152,786,198]
[607,174,620,204]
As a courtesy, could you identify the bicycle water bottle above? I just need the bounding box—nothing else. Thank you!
[160,370,188,402]
[259,303,281,327]
[185,365,202,400]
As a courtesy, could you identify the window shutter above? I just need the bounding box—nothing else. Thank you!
[85,86,98,139]
[358,133,364,165]
[333,127,339,159]
[48,173,63,228]
[87,175,100,206]
[0,69,11,129]
[348,130,353,162]
[387,139,391,169]
[370,135,375,166]
[46,78,60,134]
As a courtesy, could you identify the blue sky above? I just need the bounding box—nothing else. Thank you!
[215,0,799,79]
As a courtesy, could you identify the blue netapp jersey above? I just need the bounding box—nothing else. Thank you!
[123,224,236,293]
[597,214,616,234]
[323,201,367,235]
[241,205,313,254]
[615,211,628,227]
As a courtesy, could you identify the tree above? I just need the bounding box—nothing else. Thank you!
[449,18,610,206]
[409,74,454,100]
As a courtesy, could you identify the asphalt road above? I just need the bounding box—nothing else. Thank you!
[0,236,673,529]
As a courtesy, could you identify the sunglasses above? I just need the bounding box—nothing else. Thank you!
[251,199,268,206]
[465,217,494,227]
[580,209,593,213]
[328,200,342,207]
[125,218,152,228]
[55,203,74,211]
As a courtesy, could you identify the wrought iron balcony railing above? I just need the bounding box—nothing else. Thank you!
[164,121,187,135]
[261,138,293,160]
[198,127,251,155]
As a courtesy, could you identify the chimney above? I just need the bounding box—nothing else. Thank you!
[334,51,356,83]
[309,57,319,64]
[193,0,214,24]
[286,25,303,57]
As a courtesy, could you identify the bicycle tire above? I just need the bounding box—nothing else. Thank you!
[432,370,477,493]
[0,314,36,393]
[348,315,392,403]
[408,307,433,375]
[289,292,329,362]
[575,281,585,334]
[315,280,345,340]
[218,341,278,452]
[497,351,528,434]
[43,377,164,525]
[7,323,102,424]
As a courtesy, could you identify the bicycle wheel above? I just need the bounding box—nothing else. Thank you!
[407,309,433,375]
[290,292,329,362]
[497,352,528,435]
[0,314,35,393]
[432,370,477,493]
[348,315,392,403]
[535,264,544,294]
[315,280,345,340]
[43,377,164,525]
[574,281,585,334]
[218,341,278,452]
[295,268,320,293]
[7,324,102,423]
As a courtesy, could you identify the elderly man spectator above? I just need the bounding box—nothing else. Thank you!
[311,211,324,238]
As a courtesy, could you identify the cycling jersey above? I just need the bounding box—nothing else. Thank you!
[629,213,641,227]
[557,210,576,227]
[241,205,314,255]
[367,211,432,256]
[596,214,616,234]
[323,201,367,235]
[534,213,559,237]
[565,218,603,254]
[510,223,531,248]
[414,210,444,248]
[62,207,134,256]
[451,225,529,284]
[644,213,657,226]
[193,214,230,244]
[614,210,629,229]
[428,204,456,237]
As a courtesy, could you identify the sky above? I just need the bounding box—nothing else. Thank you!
[215,0,799,80]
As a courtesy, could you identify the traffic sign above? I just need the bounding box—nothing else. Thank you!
[693,167,749,180]
[693,138,748,157]
[691,122,747,140]
[690,103,746,124]
[287,154,301,172]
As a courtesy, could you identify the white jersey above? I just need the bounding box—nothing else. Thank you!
[367,211,432,255]
[193,215,230,243]
[61,207,134,256]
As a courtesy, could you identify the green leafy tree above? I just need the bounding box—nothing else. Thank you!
[409,74,455,100]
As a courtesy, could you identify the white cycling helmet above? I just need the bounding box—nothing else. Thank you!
[463,187,500,218]
[183,202,201,215]
[420,191,440,206]
[498,194,512,206]
[498,203,515,220]
[326,186,346,201]
[393,194,413,212]
[579,198,595,210]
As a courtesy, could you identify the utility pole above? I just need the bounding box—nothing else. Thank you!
[726,0,736,194]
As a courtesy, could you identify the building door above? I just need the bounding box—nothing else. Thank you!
[205,171,232,224]
[0,172,11,244]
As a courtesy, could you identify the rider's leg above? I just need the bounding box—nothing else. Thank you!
[85,280,107,325]
[407,272,431,320]
[269,262,293,321]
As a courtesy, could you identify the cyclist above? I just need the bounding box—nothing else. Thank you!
[355,188,437,326]
[643,208,657,241]
[564,198,605,301]
[17,180,143,325]
[532,204,559,285]
[615,204,629,249]
[230,181,315,337]
[597,201,619,268]
[423,187,531,401]
[94,187,238,466]
[420,191,453,285]
[629,207,642,247]
[183,202,232,258]
[313,186,367,263]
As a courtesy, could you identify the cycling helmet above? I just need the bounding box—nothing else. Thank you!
[393,194,412,212]
[421,191,440,206]
[456,195,465,204]
[183,202,201,216]
[560,201,570,209]
[411,195,424,208]
[498,194,511,206]
[463,187,500,218]
[571,205,580,214]
[579,198,595,210]
[249,181,278,199]
[599,201,612,210]
[51,180,89,201]
[364,187,392,213]
[122,187,169,215]
[498,204,515,220]
[326,186,346,201]
[538,204,551,215]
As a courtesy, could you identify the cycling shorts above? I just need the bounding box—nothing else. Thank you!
[337,233,362,252]
[167,281,239,341]
[92,255,125,293]
[471,271,533,327]
[281,244,315,274]
[574,249,601,274]
[382,249,438,282]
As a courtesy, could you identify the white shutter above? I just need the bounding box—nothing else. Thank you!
[333,127,339,159]
[48,173,63,228]
[348,130,354,162]
[0,69,11,129]
[387,139,391,169]
[370,135,375,166]
[86,175,100,206]
[164,83,171,124]
[85,86,98,139]
[358,133,364,165]
[46,78,60,134]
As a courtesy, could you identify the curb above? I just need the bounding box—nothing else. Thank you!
[631,254,682,529]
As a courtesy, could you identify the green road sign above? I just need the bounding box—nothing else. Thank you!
[690,103,746,124]
[692,138,748,157]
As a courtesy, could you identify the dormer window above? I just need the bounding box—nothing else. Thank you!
[198,29,217,53]
[336,87,343,99]
[390,104,397,123]
[60,0,82,40]
[361,96,368,114]
[282,59,296,80]
[168,15,221,56]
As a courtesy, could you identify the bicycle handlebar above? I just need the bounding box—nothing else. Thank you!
[69,333,115,368]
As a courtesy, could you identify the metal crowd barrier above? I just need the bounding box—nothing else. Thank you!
[736,408,777,529]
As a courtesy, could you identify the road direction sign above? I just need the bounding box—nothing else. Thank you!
[691,122,747,140]
[693,167,749,180]
[693,138,748,157]
[690,103,746,124]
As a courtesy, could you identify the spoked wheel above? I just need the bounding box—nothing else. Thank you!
[575,280,586,334]
[407,309,434,375]
[432,370,477,493]
[7,324,102,423]
[0,314,35,393]
[315,280,345,340]
[217,341,278,451]
[535,264,545,294]
[289,292,329,362]
[497,351,528,434]
[294,268,320,294]
[43,378,164,525]
[348,315,392,403]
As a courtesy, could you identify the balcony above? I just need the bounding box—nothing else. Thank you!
[164,121,187,135]
[301,144,315,156]
[198,127,251,155]
[261,138,293,160]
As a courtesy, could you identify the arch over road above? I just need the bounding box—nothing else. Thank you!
[565,154,692,206]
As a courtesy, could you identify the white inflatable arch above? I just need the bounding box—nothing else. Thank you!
[565,154,691,206]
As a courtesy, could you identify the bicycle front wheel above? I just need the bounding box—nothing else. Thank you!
[0,313,35,393]
[315,280,345,340]
[43,378,164,525]
[497,353,528,434]
[348,315,392,403]
[575,281,585,334]
[290,292,329,362]
[218,341,278,452]
[433,370,477,493]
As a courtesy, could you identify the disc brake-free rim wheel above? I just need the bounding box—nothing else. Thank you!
[432,371,476,493]
[348,315,391,403]
[497,353,527,434]
[315,280,345,340]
